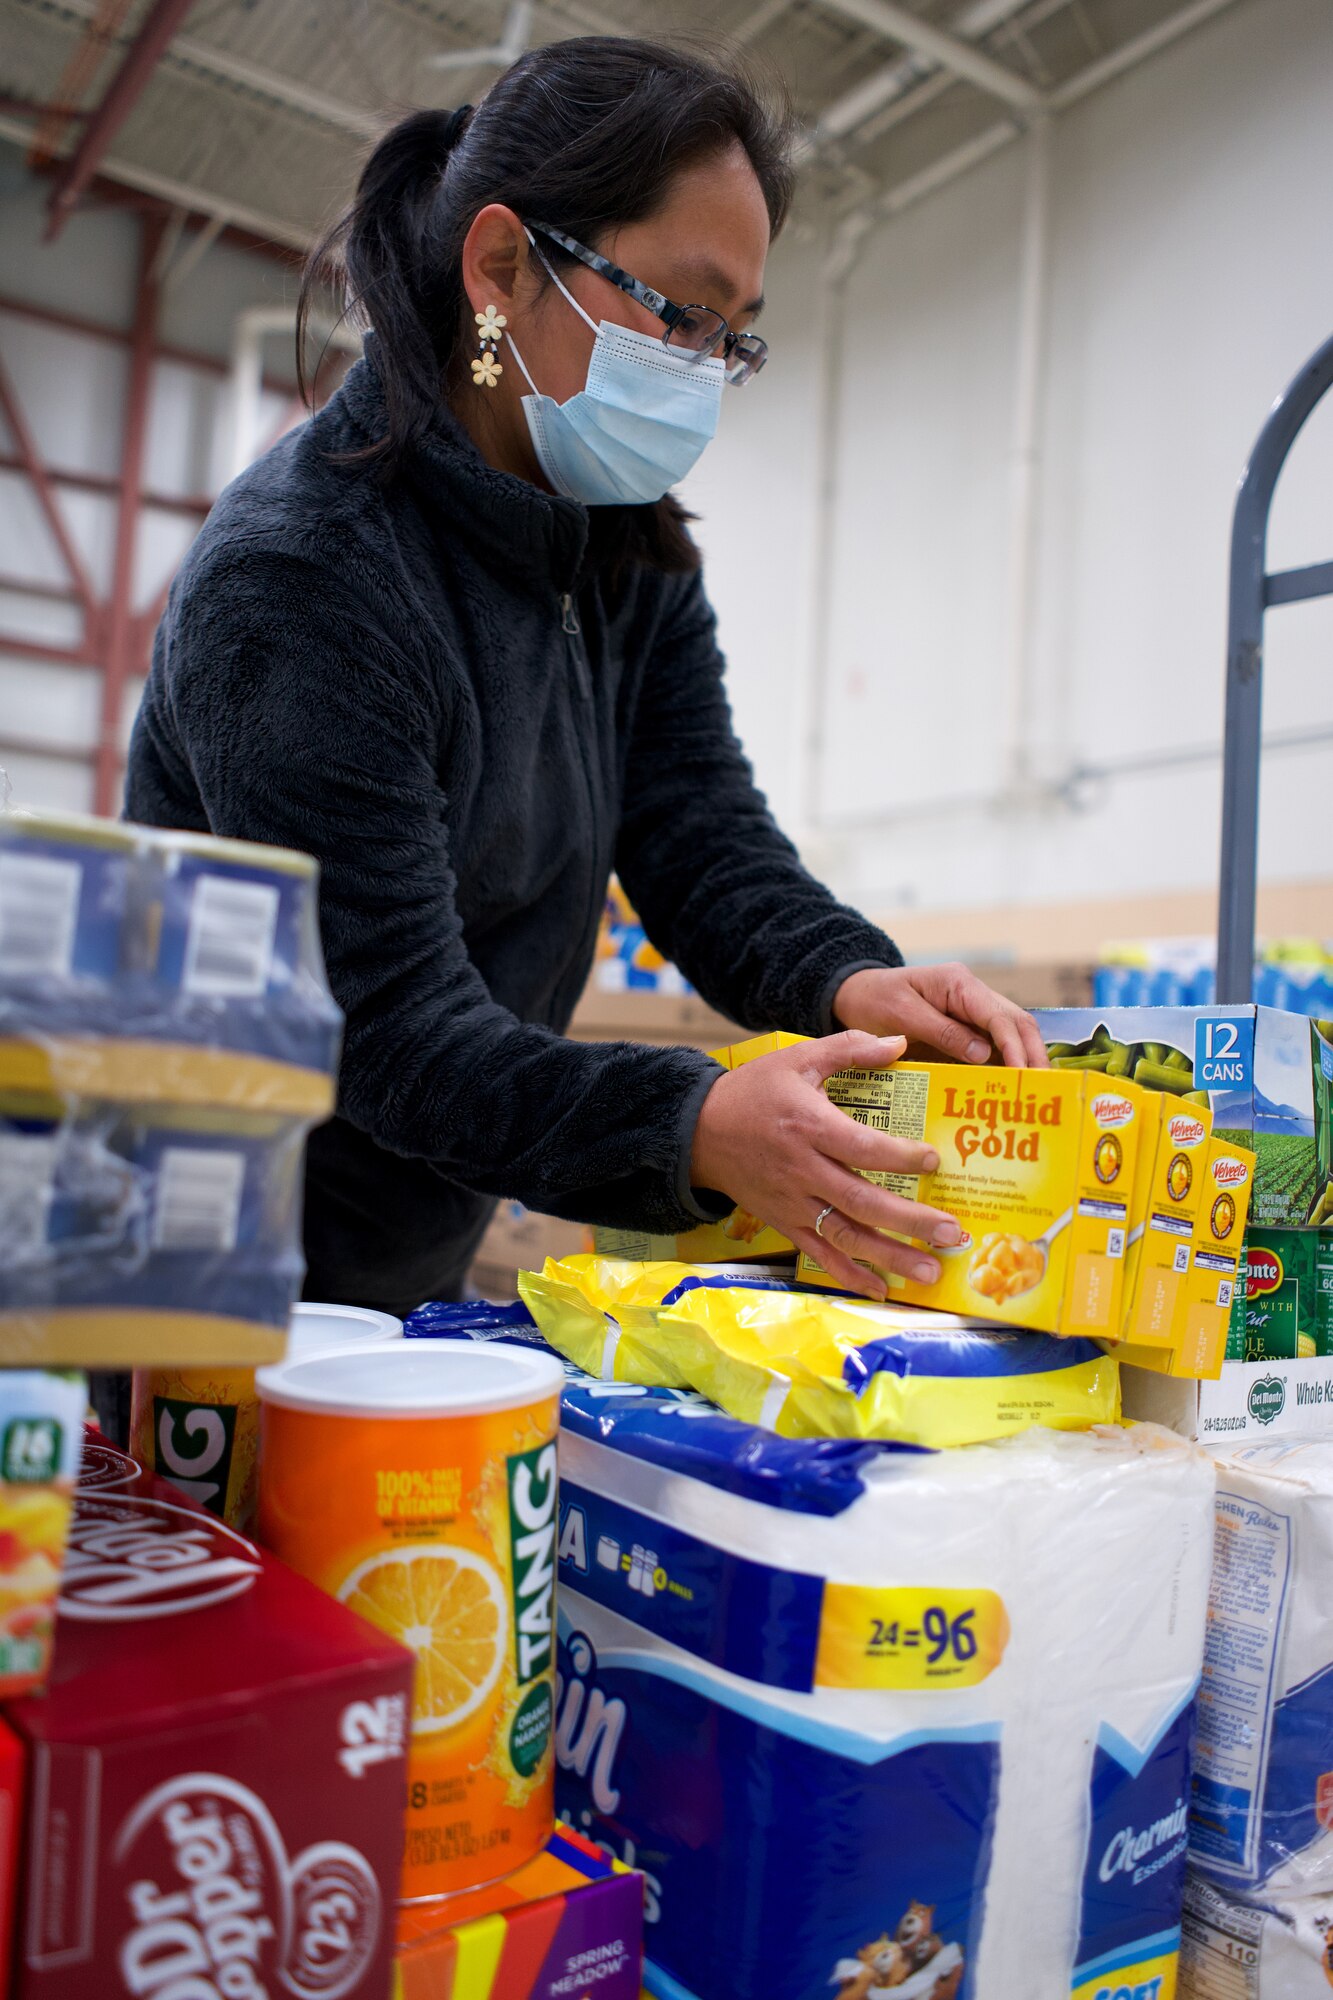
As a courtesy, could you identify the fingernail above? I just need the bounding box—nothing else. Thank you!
[967,1039,990,1063]
[882,1035,907,1051]
[914,1258,940,1283]
[922,1151,940,1175]
[932,1221,962,1247]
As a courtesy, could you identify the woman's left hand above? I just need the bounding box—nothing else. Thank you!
[834,963,1049,1069]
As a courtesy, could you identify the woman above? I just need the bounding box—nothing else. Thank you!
[126,38,1046,1316]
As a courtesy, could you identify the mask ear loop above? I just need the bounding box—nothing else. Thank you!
[505,229,601,394]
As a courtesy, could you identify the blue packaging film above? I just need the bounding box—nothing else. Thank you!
[409,1304,1213,1997]
[0,812,342,1073]
[1189,1442,1333,1903]
[0,1098,306,1329]
[0,812,341,1360]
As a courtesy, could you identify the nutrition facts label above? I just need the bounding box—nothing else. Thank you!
[1190,1489,1292,1878]
[826,1068,929,1200]
[1181,1876,1263,1999]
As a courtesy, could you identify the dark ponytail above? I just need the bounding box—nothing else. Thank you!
[299,39,795,574]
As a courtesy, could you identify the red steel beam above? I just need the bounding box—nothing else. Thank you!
[0,452,212,517]
[95,213,162,814]
[0,634,99,666]
[0,353,101,625]
[0,572,83,605]
[46,0,198,239]
[0,293,304,395]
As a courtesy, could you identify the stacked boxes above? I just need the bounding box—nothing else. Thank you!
[1038,1009,1333,1432]
[3,1429,414,2000]
[1038,1006,1328,1229]
[0,812,342,1365]
[394,1826,644,2000]
[794,1058,1151,1340]
[614,1035,1257,1375]
[595,1033,804,1263]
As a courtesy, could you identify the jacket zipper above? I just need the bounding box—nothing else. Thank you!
[557,588,602,1007]
[560,592,592,701]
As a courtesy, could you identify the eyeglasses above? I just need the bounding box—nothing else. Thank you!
[523,221,768,386]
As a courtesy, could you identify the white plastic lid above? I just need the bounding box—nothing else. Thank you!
[289,1302,404,1355]
[256,1338,565,1419]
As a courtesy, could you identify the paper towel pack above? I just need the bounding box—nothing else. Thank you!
[1191,1439,1333,1899]
[1181,1873,1333,1997]
[551,1379,1214,2000]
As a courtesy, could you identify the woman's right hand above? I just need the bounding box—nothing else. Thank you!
[688,1031,963,1302]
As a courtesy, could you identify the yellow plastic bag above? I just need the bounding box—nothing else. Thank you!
[655,1286,1120,1446]
[517,1256,793,1388]
[519,1254,1120,1447]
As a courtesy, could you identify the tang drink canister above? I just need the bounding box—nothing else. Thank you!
[131,1302,402,1528]
[256,1340,563,1899]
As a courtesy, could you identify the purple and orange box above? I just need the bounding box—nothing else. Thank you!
[394,1824,644,2000]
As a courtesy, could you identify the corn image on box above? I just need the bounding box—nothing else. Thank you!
[1121,1099,1215,1348]
[796,1062,1146,1337]
[595,1033,803,1264]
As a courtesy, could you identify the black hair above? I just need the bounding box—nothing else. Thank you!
[299,37,795,574]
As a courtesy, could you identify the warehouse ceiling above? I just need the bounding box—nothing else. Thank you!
[0,0,1241,251]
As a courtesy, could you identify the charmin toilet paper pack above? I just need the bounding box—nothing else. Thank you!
[1191,1440,1333,1898]
[552,1381,1214,2000]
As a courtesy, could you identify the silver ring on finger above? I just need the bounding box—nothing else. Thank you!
[814,1203,835,1240]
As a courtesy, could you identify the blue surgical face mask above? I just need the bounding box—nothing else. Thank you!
[504,241,725,507]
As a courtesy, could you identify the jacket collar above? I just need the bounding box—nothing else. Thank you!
[335,349,590,595]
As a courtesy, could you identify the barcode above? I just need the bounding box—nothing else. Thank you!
[1218,1281,1233,1309]
[1174,1244,1192,1273]
[0,1132,58,1263]
[1107,1229,1125,1258]
[0,853,81,978]
[152,1148,246,1252]
[182,875,279,998]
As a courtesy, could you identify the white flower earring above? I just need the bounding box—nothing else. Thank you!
[471,304,506,388]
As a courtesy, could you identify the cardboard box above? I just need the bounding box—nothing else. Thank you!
[595,1035,804,1265]
[1122,1354,1333,1443]
[0,1372,85,1700]
[1121,1099,1212,1347]
[1122,1136,1255,1379]
[567,987,739,1050]
[0,1715,21,2000]
[1038,1005,1329,1229]
[394,1825,643,2000]
[796,1061,1147,1338]
[1228,1224,1333,1360]
[4,1428,414,2000]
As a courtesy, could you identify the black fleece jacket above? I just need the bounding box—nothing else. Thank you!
[125,355,901,1313]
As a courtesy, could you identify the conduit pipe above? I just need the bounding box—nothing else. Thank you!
[228,307,360,480]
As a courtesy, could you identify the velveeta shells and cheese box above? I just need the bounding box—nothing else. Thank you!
[1120,1100,1215,1350]
[797,1063,1148,1339]
[595,1033,804,1264]
[1125,1136,1255,1382]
